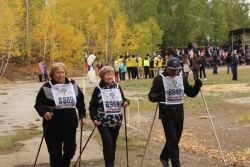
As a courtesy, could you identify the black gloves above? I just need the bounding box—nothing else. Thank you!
[157,91,165,102]
[195,79,202,88]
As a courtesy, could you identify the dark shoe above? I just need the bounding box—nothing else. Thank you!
[160,158,170,167]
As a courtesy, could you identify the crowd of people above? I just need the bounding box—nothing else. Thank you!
[92,44,249,83]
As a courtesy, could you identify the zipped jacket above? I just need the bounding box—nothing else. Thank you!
[34,78,86,131]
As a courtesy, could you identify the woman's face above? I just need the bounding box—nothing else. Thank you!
[53,66,66,84]
[166,68,180,77]
[103,71,114,85]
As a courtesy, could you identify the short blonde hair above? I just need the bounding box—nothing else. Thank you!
[49,62,67,78]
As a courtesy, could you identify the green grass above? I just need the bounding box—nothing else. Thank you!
[0,130,43,150]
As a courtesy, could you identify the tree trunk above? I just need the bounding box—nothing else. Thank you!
[0,18,14,78]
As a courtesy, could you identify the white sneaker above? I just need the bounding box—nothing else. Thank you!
[200,78,202,80]
[204,78,207,81]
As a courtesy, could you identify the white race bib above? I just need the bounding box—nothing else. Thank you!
[99,86,122,115]
[160,75,184,105]
[50,81,77,109]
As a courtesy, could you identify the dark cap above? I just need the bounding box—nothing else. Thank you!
[167,57,182,69]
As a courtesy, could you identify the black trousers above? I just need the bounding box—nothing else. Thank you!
[144,66,150,78]
[199,65,206,79]
[45,129,77,167]
[160,117,183,167]
[213,63,218,74]
[127,67,132,79]
[98,125,121,167]
[39,74,43,82]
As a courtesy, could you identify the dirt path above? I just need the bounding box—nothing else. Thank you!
[1,73,250,167]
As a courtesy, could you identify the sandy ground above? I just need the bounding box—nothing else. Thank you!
[0,65,250,167]
[0,78,103,167]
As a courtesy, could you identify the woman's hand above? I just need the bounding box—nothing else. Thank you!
[44,112,53,120]
[79,118,86,126]
[122,101,129,108]
[93,120,100,127]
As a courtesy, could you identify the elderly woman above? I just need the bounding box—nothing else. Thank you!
[34,62,86,167]
[89,66,130,167]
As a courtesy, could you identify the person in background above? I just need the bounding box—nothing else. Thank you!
[148,57,202,167]
[37,59,45,82]
[126,55,132,79]
[156,55,163,76]
[190,54,200,80]
[136,54,143,78]
[113,61,119,82]
[34,62,86,167]
[199,51,207,81]
[150,55,156,78]
[117,55,123,81]
[182,54,191,79]
[97,61,103,71]
[131,55,139,79]
[143,55,151,79]
[231,52,238,81]
[247,49,250,65]
[225,53,232,74]
[89,66,130,167]
[177,53,184,74]
[42,62,49,82]
[119,60,126,82]
[213,52,219,74]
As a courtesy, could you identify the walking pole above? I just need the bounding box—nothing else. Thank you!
[124,108,129,167]
[79,125,83,167]
[73,127,96,167]
[200,89,227,167]
[33,121,48,167]
[140,103,159,167]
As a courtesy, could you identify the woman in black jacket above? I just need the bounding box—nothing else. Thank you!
[34,62,86,167]
[199,51,207,80]
[148,57,202,167]
[89,66,130,167]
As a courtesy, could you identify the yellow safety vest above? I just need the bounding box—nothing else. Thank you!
[126,58,132,67]
[154,57,158,67]
[143,59,150,67]
[157,59,163,67]
[131,58,137,67]
[137,57,142,67]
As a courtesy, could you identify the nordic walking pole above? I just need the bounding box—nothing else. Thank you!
[140,103,159,167]
[33,121,48,167]
[73,127,96,167]
[79,125,83,167]
[124,108,129,167]
[200,89,227,167]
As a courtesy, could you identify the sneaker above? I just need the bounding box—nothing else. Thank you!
[160,158,170,167]
[204,78,207,81]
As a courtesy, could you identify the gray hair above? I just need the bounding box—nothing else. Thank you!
[49,62,67,78]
